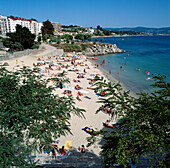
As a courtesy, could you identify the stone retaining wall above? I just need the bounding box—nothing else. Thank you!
[0,48,40,61]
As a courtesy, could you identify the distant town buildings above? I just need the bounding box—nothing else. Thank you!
[85,28,95,34]
[0,15,42,36]
[52,22,62,34]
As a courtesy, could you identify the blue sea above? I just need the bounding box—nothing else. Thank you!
[93,36,170,94]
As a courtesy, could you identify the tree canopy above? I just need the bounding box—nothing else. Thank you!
[41,20,54,36]
[0,66,85,167]
[75,34,92,42]
[88,75,169,167]
[4,24,35,50]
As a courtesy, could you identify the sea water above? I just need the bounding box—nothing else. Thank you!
[93,36,170,94]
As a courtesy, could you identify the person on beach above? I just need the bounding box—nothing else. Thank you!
[104,120,114,128]
[109,70,111,75]
[79,145,85,153]
[59,146,67,156]
[117,72,119,76]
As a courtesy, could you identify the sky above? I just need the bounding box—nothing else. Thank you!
[0,0,170,28]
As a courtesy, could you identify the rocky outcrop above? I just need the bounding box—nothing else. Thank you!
[82,43,125,56]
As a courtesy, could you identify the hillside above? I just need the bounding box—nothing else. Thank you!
[51,42,125,55]
[105,27,170,35]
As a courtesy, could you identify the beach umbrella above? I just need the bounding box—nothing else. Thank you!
[73,56,77,58]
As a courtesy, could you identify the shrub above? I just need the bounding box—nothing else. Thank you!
[31,43,39,49]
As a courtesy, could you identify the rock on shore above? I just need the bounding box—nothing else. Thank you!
[83,43,125,56]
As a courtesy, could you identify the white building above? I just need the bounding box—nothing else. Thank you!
[5,16,32,33]
[31,21,42,36]
[86,28,95,34]
[0,15,42,36]
[0,15,7,35]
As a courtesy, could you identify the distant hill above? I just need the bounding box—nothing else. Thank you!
[104,27,170,35]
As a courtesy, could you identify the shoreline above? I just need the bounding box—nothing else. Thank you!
[0,43,137,159]
[88,58,137,98]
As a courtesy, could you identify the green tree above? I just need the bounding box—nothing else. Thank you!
[2,38,13,49]
[75,34,84,42]
[50,36,57,42]
[41,20,54,36]
[103,29,111,36]
[97,25,102,30]
[61,34,73,43]
[84,34,92,42]
[94,38,98,43]
[11,42,24,50]
[0,66,85,167]
[88,75,169,167]
[37,36,41,42]
[30,18,37,22]
[6,24,35,49]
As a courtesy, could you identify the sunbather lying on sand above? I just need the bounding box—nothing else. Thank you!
[104,120,115,128]
[75,85,82,90]
[64,90,72,95]
[77,75,84,78]
[76,95,82,101]
[102,108,114,116]
[77,91,83,96]
[89,80,96,85]
[73,79,81,83]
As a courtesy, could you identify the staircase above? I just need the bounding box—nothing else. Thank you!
[33,149,103,168]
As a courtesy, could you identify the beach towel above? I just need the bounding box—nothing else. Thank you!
[82,127,95,135]
[80,90,89,94]
[84,96,91,99]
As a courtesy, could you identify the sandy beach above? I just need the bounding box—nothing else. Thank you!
[0,43,126,157]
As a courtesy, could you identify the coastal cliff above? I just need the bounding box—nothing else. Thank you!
[82,43,125,56]
[52,42,125,56]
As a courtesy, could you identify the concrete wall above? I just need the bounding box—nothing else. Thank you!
[0,48,39,61]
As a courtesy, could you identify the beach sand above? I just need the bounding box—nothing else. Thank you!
[0,43,131,156]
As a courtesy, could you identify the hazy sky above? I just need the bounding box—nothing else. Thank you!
[0,0,170,28]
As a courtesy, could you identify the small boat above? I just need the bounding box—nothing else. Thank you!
[87,57,94,59]
[92,57,97,60]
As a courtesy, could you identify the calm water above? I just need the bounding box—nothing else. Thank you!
[93,36,170,94]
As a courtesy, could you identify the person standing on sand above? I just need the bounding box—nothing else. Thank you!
[80,145,85,153]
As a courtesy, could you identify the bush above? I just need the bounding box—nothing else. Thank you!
[50,36,57,42]
[11,42,24,51]
[31,43,39,49]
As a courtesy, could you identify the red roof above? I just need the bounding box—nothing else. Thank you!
[7,16,32,22]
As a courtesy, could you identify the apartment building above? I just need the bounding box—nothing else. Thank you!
[0,15,42,36]
[0,15,7,35]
